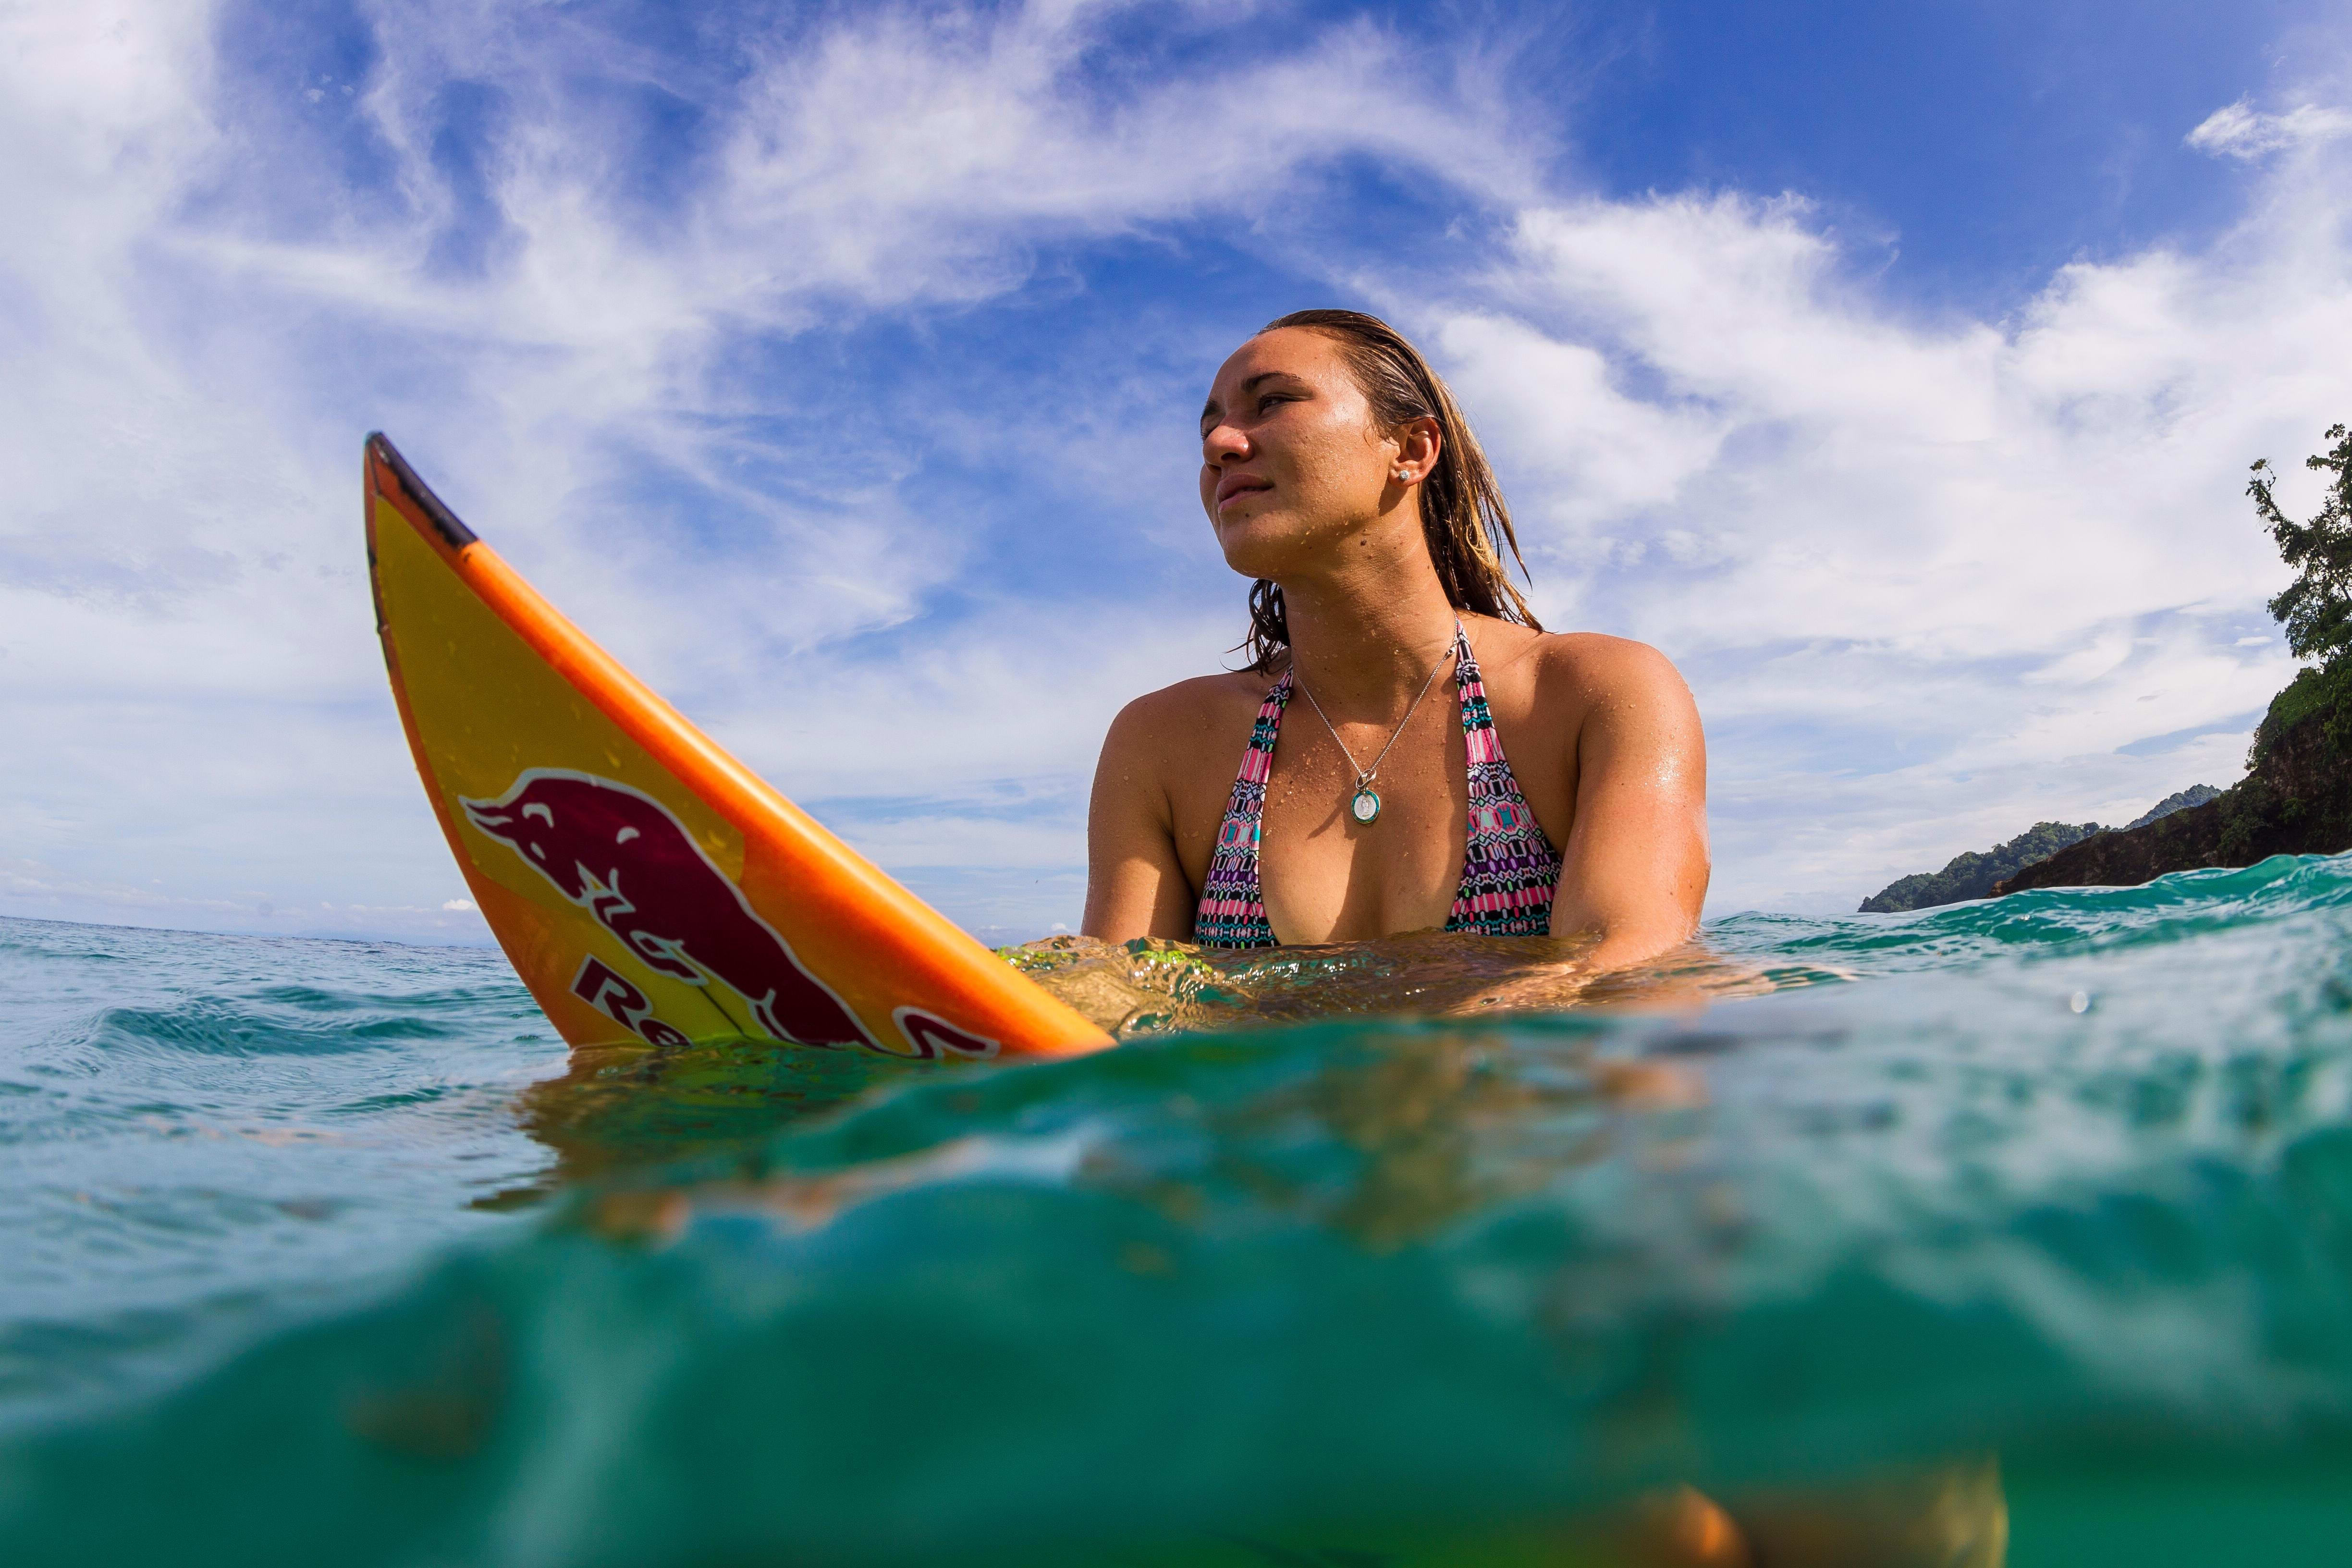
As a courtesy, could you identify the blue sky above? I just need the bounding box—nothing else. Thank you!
[4,0,2351,943]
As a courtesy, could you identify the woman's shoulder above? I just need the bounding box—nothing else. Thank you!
[1465,616,1690,699]
[1100,669,1280,760]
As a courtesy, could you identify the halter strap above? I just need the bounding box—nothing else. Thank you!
[1191,622,1561,948]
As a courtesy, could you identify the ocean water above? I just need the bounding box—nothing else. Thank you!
[4,856,2352,1564]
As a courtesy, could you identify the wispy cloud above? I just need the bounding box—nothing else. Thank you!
[2186,98,2352,159]
[5,2,2352,940]
[1423,170,2348,903]
[0,0,1552,939]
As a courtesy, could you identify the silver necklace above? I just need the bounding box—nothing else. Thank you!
[1291,626,1459,826]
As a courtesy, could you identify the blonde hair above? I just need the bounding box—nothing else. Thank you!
[1240,309,1541,671]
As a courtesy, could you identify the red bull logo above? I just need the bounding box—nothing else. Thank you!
[570,956,996,1059]
[570,955,692,1048]
[461,769,998,1060]
[894,1005,998,1060]
[462,769,869,1049]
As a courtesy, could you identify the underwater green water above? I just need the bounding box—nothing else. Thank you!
[4,857,2352,1564]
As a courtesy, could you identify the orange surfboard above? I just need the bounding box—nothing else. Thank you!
[365,434,1111,1061]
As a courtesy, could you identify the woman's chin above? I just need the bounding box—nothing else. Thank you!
[1212,517,1307,581]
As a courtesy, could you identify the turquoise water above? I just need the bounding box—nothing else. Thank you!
[5,858,2352,1563]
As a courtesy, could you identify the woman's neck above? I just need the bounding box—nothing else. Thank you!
[1279,560,1462,711]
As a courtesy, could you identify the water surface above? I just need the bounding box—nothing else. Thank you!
[5,856,2352,1564]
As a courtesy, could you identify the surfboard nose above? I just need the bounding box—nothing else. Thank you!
[367,435,1114,1060]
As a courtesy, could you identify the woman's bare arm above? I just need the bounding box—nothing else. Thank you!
[1081,695,1200,942]
[1549,639,1709,970]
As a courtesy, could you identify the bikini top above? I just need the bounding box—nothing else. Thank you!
[1192,622,1562,949]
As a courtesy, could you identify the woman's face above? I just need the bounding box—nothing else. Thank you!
[1199,327,1407,581]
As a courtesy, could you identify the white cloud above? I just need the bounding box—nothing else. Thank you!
[4,1,2351,944]
[2187,98,2352,159]
[1423,163,2351,909]
[0,853,491,944]
[0,0,1544,939]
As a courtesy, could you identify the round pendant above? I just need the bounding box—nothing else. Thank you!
[1349,787,1382,825]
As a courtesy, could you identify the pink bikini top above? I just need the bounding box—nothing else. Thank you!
[1192,622,1561,947]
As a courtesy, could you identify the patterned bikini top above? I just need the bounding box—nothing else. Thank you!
[1192,622,1562,949]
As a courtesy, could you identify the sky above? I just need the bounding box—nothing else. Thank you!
[4,0,2351,945]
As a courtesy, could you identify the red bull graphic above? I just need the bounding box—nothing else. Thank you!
[570,956,692,1049]
[894,1005,998,1060]
[462,769,870,1050]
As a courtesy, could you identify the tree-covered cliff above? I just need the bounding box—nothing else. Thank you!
[1860,821,2106,912]
[2123,785,2222,830]
[1998,665,2352,895]
[1996,423,2352,896]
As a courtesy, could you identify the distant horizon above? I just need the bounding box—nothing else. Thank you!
[7,0,2352,943]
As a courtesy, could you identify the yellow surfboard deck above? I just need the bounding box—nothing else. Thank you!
[365,434,1111,1062]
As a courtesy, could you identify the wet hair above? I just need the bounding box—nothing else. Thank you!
[1237,308,1541,671]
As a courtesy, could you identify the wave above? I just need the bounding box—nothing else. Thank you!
[3,857,2352,1563]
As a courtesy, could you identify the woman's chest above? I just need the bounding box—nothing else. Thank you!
[1174,682,1579,943]
[1254,732,1468,941]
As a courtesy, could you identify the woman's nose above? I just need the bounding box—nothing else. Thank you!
[1203,423,1249,464]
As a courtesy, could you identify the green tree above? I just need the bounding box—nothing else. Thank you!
[2250,422,2352,667]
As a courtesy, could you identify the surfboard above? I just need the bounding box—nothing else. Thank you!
[365,433,1112,1062]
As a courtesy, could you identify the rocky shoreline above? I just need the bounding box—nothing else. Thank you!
[1868,419,2352,910]
[1996,664,2352,895]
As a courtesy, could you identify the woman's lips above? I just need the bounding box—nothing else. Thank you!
[1215,476,1272,511]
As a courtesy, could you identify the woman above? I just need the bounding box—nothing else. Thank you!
[1082,309,1708,971]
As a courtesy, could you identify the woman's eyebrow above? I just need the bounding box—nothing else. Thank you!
[1202,372,1302,430]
